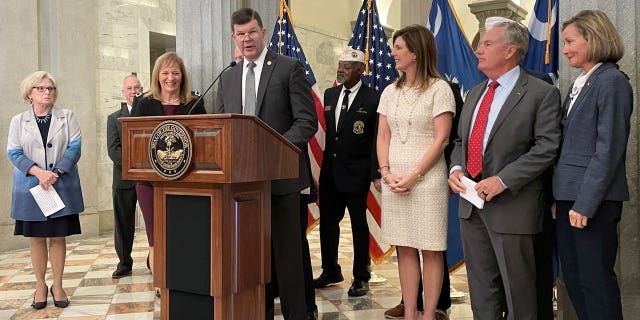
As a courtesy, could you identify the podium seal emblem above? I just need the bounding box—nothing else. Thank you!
[149,120,193,180]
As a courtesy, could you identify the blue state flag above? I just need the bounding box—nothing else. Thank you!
[427,0,486,99]
[522,0,559,79]
[427,0,485,271]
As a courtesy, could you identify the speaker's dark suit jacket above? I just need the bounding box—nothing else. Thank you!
[215,49,317,320]
[216,50,318,195]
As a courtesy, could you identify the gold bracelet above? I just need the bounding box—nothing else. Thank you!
[378,165,390,173]
[413,169,423,179]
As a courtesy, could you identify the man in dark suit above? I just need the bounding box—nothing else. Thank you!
[107,74,142,278]
[448,20,561,320]
[216,8,318,320]
[312,48,380,297]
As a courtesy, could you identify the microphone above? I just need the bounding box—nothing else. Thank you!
[188,60,237,115]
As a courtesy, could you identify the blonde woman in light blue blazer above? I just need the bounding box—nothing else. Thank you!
[7,71,83,309]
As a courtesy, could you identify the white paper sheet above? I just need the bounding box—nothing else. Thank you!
[460,176,485,209]
[29,185,66,217]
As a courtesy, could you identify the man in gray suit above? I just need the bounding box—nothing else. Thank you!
[448,21,561,320]
[216,8,318,320]
[107,74,142,278]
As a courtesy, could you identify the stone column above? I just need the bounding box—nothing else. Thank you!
[558,1,640,319]
[469,0,528,41]
[176,0,277,112]
[400,0,430,28]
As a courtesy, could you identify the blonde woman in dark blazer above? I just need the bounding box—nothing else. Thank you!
[7,71,84,309]
[553,10,632,319]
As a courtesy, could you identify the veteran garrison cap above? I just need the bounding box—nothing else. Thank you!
[339,47,365,64]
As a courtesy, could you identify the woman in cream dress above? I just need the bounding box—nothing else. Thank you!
[377,25,455,320]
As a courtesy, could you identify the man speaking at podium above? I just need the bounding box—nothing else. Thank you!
[215,8,318,320]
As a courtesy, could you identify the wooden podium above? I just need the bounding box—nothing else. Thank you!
[120,114,300,319]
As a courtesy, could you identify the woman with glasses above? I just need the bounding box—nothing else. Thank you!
[7,71,84,309]
[132,52,204,297]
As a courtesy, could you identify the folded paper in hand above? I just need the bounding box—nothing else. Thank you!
[29,185,66,217]
[460,176,484,209]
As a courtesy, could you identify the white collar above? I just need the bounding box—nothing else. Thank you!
[243,47,268,69]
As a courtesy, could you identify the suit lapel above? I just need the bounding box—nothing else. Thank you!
[460,82,485,144]
[230,62,244,114]
[326,86,341,137]
[256,51,276,116]
[47,108,66,144]
[487,70,528,145]
[565,64,612,121]
[24,111,43,143]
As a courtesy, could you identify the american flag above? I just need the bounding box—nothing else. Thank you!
[268,0,324,233]
[348,0,399,264]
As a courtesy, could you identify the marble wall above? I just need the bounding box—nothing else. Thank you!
[0,0,177,253]
[95,0,177,233]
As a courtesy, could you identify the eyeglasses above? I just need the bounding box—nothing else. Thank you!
[33,86,56,92]
[234,29,261,39]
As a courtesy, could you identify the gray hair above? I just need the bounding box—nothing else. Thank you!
[21,71,58,104]
[492,21,529,63]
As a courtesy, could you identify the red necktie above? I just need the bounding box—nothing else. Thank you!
[467,81,500,178]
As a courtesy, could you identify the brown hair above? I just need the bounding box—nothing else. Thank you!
[562,10,624,64]
[146,52,192,104]
[392,24,441,91]
[231,8,263,30]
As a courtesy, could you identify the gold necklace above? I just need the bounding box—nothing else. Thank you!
[393,86,422,144]
[162,97,180,105]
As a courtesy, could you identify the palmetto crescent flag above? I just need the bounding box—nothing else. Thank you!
[427,0,486,271]
[268,0,324,234]
[348,0,399,264]
[427,0,486,97]
[522,0,559,79]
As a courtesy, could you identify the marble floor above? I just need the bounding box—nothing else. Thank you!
[0,217,474,319]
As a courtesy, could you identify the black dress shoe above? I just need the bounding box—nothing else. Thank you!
[313,273,344,288]
[50,287,70,308]
[112,268,132,279]
[31,285,48,309]
[347,279,369,297]
[306,310,318,320]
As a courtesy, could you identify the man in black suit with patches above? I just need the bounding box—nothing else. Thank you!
[313,48,381,297]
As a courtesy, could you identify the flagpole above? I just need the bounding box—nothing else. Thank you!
[364,0,371,75]
[545,0,552,64]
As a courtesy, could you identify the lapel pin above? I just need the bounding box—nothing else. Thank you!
[266,61,272,66]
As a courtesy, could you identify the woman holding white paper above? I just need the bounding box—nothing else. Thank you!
[7,71,84,310]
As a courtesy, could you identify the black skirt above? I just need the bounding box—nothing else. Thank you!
[14,214,81,237]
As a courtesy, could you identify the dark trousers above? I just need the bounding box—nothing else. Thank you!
[265,193,307,320]
[534,208,555,320]
[461,209,537,320]
[555,200,622,320]
[112,187,137,270]
[300,196,317,313]
[318,180,370,281]
[401,250,451,311]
